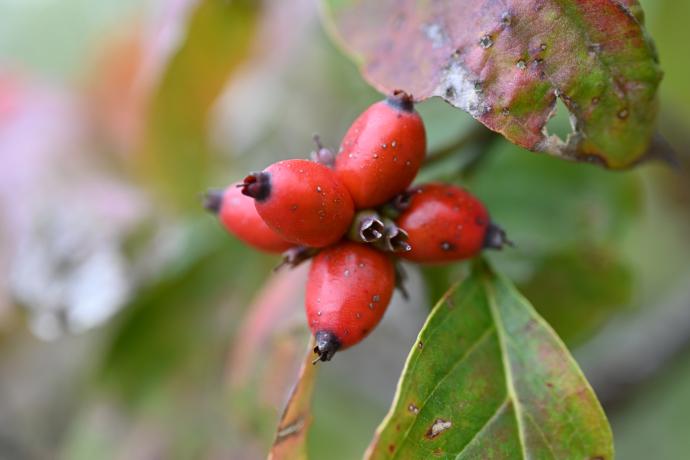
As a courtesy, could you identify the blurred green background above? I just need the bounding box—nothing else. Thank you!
[0,0,688,458]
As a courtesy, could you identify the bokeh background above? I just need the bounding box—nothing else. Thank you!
[1,0,689,458]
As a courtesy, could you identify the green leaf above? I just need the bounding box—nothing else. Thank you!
[366,260,612,459]
[322,0,662,168]
[138,0,259,209]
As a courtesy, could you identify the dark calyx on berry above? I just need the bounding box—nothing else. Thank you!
[483,223,514,250]
[375,218,412,253]
[202,189,223,214]
[348,210,385,243]
[385,89,415,113]
[313,330,341,363]
[240,172,271,202]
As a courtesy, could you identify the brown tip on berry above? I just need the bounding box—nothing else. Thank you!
[202,189,224,214]
[483,223,514,250]
[386,90,415,112]
[313,331,340,364]
[240,172,271,202]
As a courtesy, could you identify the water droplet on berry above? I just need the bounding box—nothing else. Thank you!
[440,241,454,251]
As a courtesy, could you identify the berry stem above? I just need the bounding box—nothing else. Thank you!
[378,190,414,220]
[394,262,410,300]
[422,125,497,171]
[274,246,319,271]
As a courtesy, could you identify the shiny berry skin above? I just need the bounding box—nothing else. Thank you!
[306,242,395,362]
[396,183,490,263]
[204,185,292,253]
[242,159,355,248]
[335,92,426,209]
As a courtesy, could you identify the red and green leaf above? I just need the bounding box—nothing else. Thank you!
[322,0,662,168]
[366,260,613,459]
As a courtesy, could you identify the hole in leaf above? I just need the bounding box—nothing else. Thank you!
[545,96,576,143]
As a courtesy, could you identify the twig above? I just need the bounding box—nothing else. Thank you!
[423,125,496,169]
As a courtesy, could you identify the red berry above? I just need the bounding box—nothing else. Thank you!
[335,91,426,209]
[306,242,395,362]
[204,185,292,253]
[396,183,498,263]
[241,159,355,248]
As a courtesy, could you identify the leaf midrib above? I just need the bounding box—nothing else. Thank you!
[482,273,529,460]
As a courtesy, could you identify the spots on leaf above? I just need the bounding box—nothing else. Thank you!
[425,418,452,439]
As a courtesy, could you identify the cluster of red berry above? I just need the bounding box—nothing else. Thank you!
[204,91,509,363]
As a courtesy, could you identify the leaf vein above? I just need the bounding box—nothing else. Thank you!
[391,324,496,458]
